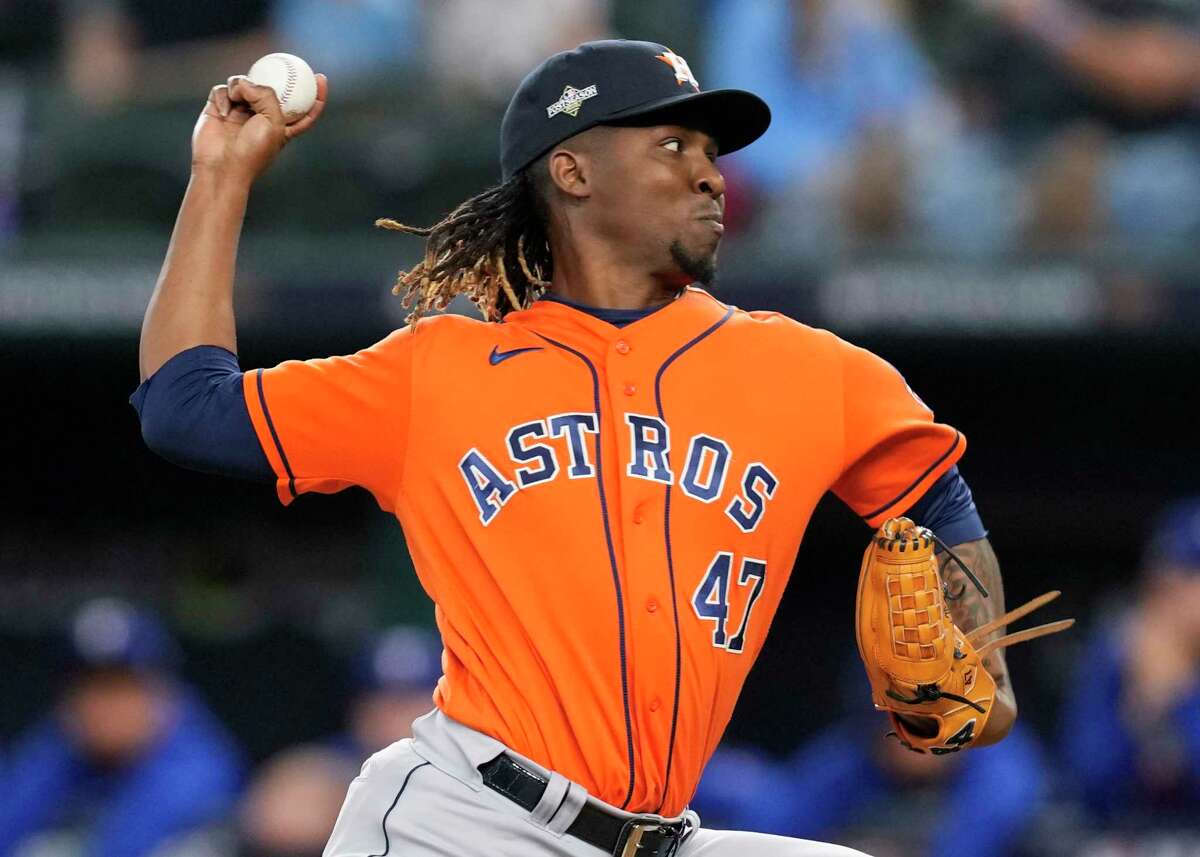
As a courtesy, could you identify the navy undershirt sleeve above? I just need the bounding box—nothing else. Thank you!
[904,465,988,547]
[131,346,274,482]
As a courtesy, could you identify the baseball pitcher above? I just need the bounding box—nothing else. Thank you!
[133,40,1071,857]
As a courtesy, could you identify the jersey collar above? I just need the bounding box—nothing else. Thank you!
[505,287,732,356]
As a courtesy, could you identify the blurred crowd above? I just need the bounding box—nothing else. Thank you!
[4,0,1200,261]
[2,2,1200,856]
[0,608,444,857]
[1,499,1199,857]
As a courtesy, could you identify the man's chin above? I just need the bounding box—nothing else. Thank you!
[669,240,718,288]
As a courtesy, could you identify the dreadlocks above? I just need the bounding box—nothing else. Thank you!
[376,164,553,323]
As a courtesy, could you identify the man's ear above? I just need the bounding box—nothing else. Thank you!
[547,147,591,201]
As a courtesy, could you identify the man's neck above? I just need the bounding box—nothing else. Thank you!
[548,279,682,310]
[547,239,684,310]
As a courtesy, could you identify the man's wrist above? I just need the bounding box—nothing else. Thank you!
[188,166,254,201]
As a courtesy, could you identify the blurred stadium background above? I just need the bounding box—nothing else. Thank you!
[2,0,1199,855]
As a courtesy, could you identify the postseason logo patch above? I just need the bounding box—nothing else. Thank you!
[546,84,598,118]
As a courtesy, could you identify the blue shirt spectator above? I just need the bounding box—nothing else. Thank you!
[0,690,243,857]
[0,600,243,857]
[1060,497,1200,823]
[1062,630,1200,819]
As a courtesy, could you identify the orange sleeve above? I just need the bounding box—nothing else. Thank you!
[241,327,414,511]
[831,337,965,529]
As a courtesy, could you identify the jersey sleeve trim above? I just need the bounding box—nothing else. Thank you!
[244,368,298,505]
[859,430,964,526]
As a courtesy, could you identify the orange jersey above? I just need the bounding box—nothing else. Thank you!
[242,287,964,816]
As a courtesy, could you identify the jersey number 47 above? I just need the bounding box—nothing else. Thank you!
[691,552,767,653]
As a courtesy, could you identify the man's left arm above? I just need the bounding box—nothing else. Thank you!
[938,537,1017,746]
[902,466,1016,746]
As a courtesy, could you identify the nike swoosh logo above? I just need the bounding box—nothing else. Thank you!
[489,345,544,365]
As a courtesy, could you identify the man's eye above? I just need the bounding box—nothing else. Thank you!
[662,139,682,152]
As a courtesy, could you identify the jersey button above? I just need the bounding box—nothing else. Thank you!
[615,340,631,355]
[646,598,658,613]
[623,383,636,396]
[649,698,662,712]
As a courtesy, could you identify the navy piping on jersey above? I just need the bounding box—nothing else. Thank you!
[366,761,430,857]
[535,333,637,810]
[651,305,734,813]
[256,368,298,500]
[860,430,962,523]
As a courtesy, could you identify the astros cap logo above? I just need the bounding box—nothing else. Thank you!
[546,84,599,118]
[655,49,700,92]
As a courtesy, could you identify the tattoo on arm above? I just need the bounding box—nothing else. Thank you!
[939,537,1010,692]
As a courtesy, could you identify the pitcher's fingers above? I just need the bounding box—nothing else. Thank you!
[226,75,286,125]
[207,84,232,117]
[226,75,250,103]
[284,74,328,139]
[205,84,251,125]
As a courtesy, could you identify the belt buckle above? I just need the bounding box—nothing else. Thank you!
[617,819,678,857]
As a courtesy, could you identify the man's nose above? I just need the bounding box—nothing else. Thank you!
[695,162,726,199]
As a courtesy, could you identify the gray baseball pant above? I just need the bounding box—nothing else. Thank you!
[323,709,870,857]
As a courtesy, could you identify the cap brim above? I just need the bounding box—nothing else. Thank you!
[602,88,771,157]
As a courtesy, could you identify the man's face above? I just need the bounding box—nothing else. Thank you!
[581,123,726,288]
[1155,568,1200,644]
[62,668,167,765]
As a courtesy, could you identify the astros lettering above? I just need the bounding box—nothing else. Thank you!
[458,414,780,529]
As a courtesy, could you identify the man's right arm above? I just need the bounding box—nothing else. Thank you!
[134,71,412,509]
[138,172,248,382]
[138,73,327,381]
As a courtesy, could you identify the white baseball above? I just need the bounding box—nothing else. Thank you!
[246,53,317,122]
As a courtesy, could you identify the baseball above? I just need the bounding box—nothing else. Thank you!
[246,53,317,123]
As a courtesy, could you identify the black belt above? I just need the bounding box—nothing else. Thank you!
[478,754,688,857]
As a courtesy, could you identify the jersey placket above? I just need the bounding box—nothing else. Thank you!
[515,292,735,812]
[605,332,679,810]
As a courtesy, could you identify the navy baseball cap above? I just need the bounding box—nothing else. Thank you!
[500,39,771,181]
[67,598,180,673]
[352,626,443,693]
